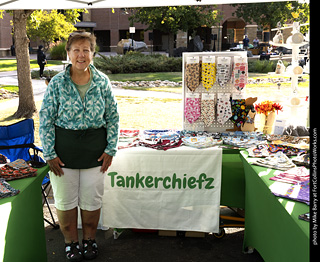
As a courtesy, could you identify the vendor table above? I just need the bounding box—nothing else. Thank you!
[0,165,49,262]
[102,146,245,233]
[240,151,309,262]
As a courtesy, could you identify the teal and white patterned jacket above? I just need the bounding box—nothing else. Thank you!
[39,64,119,161]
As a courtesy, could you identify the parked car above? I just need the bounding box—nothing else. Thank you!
[116,39,147,54]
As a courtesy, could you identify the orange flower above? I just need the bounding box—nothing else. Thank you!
[254,100,283,116]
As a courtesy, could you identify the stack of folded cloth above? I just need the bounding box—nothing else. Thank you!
[139,129,183,151]
[119,129,140,143]
[180,130,221,139]
[142,129,181,141]
[0,178,20,199]
[182,136,223,149]
[0,159,37,181]
[268,166,310,205]
[252,151,296,171]
[118,129,140,150]
[221,131,266,148]
[247,144,307,158]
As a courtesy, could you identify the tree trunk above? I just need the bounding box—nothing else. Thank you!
[13,10,36,119]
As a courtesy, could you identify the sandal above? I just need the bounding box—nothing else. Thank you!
[82,239,98,260]
[65,242,83,262]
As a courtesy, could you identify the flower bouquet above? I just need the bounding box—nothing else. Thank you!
[254,100,283,134]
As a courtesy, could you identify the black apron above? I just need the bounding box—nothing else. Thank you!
[54,126,107,169]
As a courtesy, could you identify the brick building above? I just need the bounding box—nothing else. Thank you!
[0,5,265,56]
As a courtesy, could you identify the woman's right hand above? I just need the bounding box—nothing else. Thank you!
[47,157,65,177]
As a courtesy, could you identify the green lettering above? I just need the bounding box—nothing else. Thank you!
[154,177,163,188]
[205,178,215,189]
[145,176,154,188]
[183,174,187,188]
[172,173,181,189]
[116,175,125,187]
[188,177,196,189]
[126,176,135,188]
[135,173,145,188]
[107,172,117,187]
[163,176,171,189]
[196,173,207,189]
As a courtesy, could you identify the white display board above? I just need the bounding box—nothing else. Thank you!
[182,51,247,132]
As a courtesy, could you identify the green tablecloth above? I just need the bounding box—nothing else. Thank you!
[240,151,309,262]
[221,148,245,209]
[0,165,49,262]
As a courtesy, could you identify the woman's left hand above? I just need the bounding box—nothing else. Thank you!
[98,152,113,173]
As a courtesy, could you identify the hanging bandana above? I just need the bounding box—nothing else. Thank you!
[200,93,216,127]
[229,99,250,127]
[216,94,232,125]
[216,57,231,87]
[185,96,201,124]
[201,56,216,90]
[233,57,248,91]
[185,62,200,91]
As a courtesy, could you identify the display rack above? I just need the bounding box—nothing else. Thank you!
[182,51,247,132]
[270,21,309,126]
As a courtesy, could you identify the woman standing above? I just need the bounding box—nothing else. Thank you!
[39,31,119,261]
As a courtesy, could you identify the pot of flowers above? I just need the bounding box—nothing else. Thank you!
[254,100,283,134]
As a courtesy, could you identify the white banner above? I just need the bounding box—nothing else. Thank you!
[102,146,222,233]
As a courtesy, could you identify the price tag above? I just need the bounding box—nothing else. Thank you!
[186,56,200,64]
[232,92,246,100]
[202,93,215,100]
[202,56,215,63]
[186,92,200,99]
[218,93,230,99]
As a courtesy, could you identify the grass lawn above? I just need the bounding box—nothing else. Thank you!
[0,85,19,93]
[0,97,183,147]
[108,72,182,82]
[0,59,62,72]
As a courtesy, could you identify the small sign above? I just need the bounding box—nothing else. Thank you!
[129,27,135,33]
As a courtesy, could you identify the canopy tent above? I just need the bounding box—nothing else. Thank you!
[0,0,291,10]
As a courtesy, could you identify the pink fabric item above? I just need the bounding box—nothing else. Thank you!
[270,166,309,184]
[233,62,248,91]
[185,97,201,124]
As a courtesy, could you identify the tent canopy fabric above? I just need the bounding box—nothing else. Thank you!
[0,0,290,10]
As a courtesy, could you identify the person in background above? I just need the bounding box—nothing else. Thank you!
[253,37,260,48]
[37,45,47,79]
[243,35,250,50]
[39,31,119,262]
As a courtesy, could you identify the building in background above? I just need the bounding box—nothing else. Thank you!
[0,5,264,57]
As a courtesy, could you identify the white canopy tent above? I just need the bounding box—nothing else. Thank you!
[0,0,292,10]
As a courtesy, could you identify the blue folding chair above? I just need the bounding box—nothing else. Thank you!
[0,119,59,229]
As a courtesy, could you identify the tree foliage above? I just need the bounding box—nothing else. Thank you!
[128,6,222,56]
[27,9,83,50]
[231,2,309,31]
[129,6,222,34]
[0,9,84,119]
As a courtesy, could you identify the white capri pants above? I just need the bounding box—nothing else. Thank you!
[50,166,105,211]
